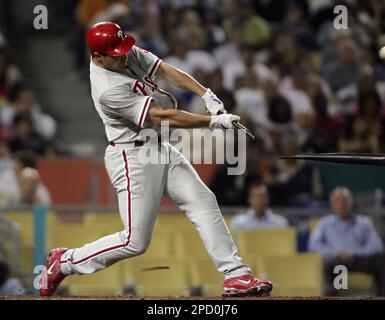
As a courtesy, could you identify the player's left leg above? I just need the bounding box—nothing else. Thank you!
[164,143,272,296]
[40,143,167,296]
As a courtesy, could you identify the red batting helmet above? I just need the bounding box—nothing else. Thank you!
[86,22,135,56]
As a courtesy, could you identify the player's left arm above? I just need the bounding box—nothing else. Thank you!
[156,62,226,115]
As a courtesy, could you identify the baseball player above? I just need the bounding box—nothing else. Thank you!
[40,22,273,297]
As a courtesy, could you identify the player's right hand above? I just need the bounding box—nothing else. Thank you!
[209,114,241,129]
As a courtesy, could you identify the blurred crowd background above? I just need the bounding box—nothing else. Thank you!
[1,0,385,297]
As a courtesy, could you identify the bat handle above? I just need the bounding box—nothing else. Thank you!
[216,111,255,140]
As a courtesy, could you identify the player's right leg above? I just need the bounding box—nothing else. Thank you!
[40,143,166,296]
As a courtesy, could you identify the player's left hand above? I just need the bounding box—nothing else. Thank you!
[201,88,226,115]
[210,114,240,129]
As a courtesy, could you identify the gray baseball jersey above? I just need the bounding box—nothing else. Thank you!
[59,47,251,284]
[90,46,176,143]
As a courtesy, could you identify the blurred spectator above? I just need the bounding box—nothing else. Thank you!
[89,0,130,26]
[164,33,193,74]
[308,76,345,144]
[0,51,22,105]
[214,21,243,66]
[339,117,380,154]
[222,44,273,91]
[309,187,385,296]
[339,87,385,152]
[0,259,26,295]
[322,37,362,93]
[234,70,266,127]
[265,134,323,206]
[223,0,271,48]
[295,110,335,153]
[189,69,223,114]
[0,139,14,175]
[231,182,289,231]
[8,113,46,156]
[202,10,226,50]
[210,152,261,206]
[0,83,57,140]
[266,94,293,131]
[0,151,51,208]
[268,30,298,76]
[277,0,315,49]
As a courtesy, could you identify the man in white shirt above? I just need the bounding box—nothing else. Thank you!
[232,182,289,230]
[0,151,51,209]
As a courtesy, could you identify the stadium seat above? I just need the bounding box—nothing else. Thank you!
[145,226,175,258]
[260,254,324,297]
[67,284,123,296]
[4,210,58,271]
[347,272,375,295]
[242,255,264,279]
[84,212,123,234]
[128,258,190,297]
[237,228,297,257]
[64,263,124,296]
[156,213,194,229]
[174,229,208,258]
[47,220,105,250]
[189,259,223,296]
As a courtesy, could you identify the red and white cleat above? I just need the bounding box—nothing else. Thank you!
[39,247,68,297]
[223,274,273,297]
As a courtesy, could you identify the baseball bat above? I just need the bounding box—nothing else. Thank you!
[217,111,255,140]
[280,153,385,166]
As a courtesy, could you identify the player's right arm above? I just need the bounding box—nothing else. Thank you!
[100,86,239,130]
[146,102,240,129]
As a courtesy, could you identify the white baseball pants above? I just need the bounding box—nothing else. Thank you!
[60,141,250,279]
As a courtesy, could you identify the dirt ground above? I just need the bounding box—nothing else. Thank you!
[2,295,385,300]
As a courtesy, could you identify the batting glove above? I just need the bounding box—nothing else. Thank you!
[201,88,226,115]
[210,114,241,129]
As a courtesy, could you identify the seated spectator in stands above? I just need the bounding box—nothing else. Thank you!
[0,51,22,105]
[0,139,14,175]
[0,151,51,208]
[8,113,46,155]
[322,37,362,93]
[295,109,335,153]
[0,258,26,295]
[225,1,271,48]
[234,70,267,127]
[266,93,293,131]
[89,0,130,26]
[354,90,385,147]
[265,134,323,206]
[0,83,57,140]
[214,21,243,66]
[210,152,261,206]
[231,182,289,231]
[339,116,380,153]
[309,187,385,296]
[309,76,345,145]
[222,44,274,91]
[334,64,385,113]
[176,11,217,74]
